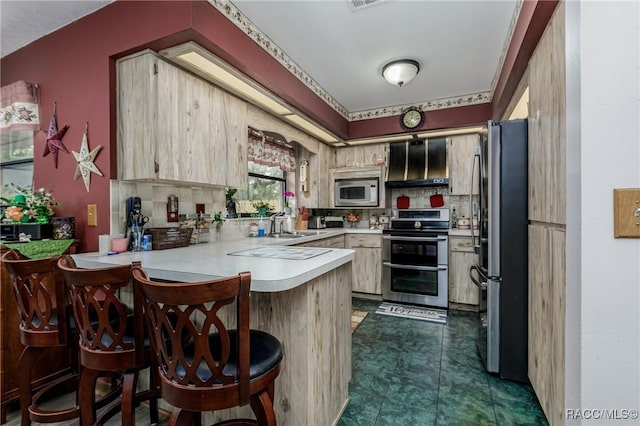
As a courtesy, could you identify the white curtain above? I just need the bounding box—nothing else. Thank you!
[1,81,40,134]
[247,127,296,172]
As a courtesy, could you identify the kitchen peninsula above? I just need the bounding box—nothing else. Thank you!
[72,234,354,426]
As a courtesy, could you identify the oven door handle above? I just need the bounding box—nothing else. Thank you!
[382,236,447,242]
[383,262,447,272]
[469,264,488,289]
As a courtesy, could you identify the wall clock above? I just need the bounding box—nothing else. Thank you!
[400,107,424,130]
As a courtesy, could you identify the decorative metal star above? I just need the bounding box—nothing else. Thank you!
[42,102,70,168]
[72,124,103,192]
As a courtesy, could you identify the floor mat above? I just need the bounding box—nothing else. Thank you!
[351,310,368,333]
[375,302,447,324]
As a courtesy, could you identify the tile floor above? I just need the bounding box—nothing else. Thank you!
[4,297,548,426]
[338,298,549,426]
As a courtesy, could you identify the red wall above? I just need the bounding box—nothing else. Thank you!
[1,0,557,252]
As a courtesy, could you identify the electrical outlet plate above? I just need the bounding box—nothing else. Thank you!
[613,188,640,238]
[87,204,97,227]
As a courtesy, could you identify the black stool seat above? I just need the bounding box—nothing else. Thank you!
[178,330,283,382]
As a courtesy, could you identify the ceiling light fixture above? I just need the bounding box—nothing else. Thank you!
[382,59,420,87]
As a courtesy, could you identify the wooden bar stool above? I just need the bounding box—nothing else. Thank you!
[0,250,79,426]
[57,255,160,426]
[131,266,283,426]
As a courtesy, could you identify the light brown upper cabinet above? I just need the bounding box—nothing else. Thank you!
[448,134,480,196]
[118,51,248,187]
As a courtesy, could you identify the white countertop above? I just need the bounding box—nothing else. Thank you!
[72,230,359,293]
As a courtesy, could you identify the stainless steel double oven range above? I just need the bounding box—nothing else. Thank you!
[382,208,449,308]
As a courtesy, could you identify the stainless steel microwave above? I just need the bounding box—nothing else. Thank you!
[334,177,379,207]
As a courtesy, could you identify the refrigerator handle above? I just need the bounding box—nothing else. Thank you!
[470,264,487,289]
[470,145,481,254]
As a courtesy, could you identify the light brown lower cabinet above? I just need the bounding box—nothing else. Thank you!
[346,234,382,295]
[448,236,479,308]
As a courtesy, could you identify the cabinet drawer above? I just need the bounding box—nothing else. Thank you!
[346,234,381,248]
[449,236,474,252]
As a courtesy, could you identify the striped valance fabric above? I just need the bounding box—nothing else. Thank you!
[1,81,40,134]
[247,127,296,172]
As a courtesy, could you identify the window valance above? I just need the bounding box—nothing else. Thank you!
[247,127,296,172]
[1,81,40,134]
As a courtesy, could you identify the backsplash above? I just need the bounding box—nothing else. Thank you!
[109,180,226,236]
[389,187,449,209]
[110,180,284,239]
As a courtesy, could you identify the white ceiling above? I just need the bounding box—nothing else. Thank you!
[0,0,519,118]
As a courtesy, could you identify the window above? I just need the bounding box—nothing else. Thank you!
[235,162,286,215]
[1,130,34,199]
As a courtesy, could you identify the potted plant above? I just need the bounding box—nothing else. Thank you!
[283,191,295,215]
[1,183,60,224]
[251,200,274,218]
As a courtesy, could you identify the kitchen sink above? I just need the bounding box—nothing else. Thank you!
[269,233,303,239]
[268,231,327,238]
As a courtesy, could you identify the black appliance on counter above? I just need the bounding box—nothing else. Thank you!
[1,223,53,241]
[382,208,449,308]
[469,119,528,382]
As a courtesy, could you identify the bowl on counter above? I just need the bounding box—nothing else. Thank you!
[346,213,360,223]
[110,238,129,252]
[457,218,470,230]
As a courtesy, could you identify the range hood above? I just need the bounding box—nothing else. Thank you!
[385,138,449,187]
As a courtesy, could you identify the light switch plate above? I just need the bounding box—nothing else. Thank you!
[613,188,640,238]
[87,204,97,227]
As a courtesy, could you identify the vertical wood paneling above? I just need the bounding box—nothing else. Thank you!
[527,4,566,426]
[118,52,248,187]
[346,234,382,295]
[528,4,566,225]
[528,224,565,426]
[448,134,480,195]
[316,142,333,207]
[222,91,248,188]
[448,236,479,306]
[333,144,387,169]
[117,51,157,180]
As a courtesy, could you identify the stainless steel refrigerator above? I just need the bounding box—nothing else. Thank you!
[469,119,528,382]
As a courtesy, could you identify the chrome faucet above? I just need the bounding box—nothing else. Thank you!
[269,212,284,234]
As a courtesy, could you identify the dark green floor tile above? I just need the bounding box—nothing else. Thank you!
[386,380,440,410]
[487,375,537,403]
[391,368,441,389]
[376,398,437,426]
[436,412,497,426]
[440,351,486,375]
[437,394,497,425]
[352,297,381,312]
[350,365,394,400]
[337,390,384,426]
[438,370,492,400]
[342,303,546,426]
[442,334,480,351]
[493,397,549,426]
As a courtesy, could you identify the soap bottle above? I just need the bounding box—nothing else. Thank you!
[286,214,293,233]
[258,217,265,237]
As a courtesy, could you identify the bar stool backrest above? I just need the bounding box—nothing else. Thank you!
[1,250,69,347]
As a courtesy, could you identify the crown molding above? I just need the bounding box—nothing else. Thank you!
[210,0,516,122]
[349,92,492,121]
